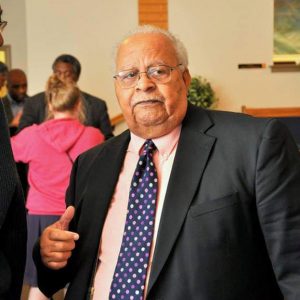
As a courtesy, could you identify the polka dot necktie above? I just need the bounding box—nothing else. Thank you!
[109,139,158,300]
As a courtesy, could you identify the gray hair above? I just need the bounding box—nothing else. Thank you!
[113,25,189,70]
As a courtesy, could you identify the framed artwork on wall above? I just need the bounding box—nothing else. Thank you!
[273,0,300,63]
[0,45,11,68]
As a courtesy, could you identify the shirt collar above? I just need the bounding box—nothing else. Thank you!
[7,93,25,106]
[128,125,182,159]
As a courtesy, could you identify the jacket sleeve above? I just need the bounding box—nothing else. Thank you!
[2,98,13,125]
[0,184,27,300]
[256,118,300,299]
[83,94,114,140]
[0,101,27,299]
[11,128,33,163]
[18,95,44,132]
[97,101,114,140]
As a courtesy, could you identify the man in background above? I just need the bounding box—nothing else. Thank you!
[2,68,28,132]
[19,54,114,139]
[0,5,27,299]
[2,69,29,196]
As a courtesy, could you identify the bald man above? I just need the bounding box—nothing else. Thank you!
[2,69,28,128]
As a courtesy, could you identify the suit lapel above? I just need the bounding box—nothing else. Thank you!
[78,131,130,240]
[147,106,216,294]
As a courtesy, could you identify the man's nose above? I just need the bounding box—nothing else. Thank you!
[19,85,27,94]
[136,72,155,91]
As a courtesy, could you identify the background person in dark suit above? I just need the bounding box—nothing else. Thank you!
[2,69,30,198]
[34,25,300,300]
[19,54,114,140]
[0,6,27,299]
[2,68,28,132]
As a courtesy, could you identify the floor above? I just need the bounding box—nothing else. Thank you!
[21,285,64,300]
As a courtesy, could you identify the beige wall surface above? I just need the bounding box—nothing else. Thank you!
[169,0,299,111]
[2,0,138,118]
[1,0,27,71]
[1,0,299,118]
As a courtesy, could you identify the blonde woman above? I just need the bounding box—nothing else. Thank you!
[11,75,105,300]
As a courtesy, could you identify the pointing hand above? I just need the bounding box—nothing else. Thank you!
[40,206,79,270]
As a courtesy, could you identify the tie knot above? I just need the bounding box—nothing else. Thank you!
[143,139,156,155]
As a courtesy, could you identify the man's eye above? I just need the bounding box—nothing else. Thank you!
[121,71,138,80]
[149,67,168,77]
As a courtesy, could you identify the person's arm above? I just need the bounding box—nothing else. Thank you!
[98,101,114,140]
[256,119,300,299]
[11,127,32,163]
[2,98,13,125]
[10,111,22,128]
[18,94,45,132]
[0,101,27,299]
[0,184,27,299]
[83,94,114,139]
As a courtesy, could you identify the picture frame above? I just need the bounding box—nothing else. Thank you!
[0,45,11,68]
[273,0,300,63]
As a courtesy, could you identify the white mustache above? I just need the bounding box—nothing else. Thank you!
[131,96,165,108]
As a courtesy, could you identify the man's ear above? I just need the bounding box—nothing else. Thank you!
[182,68,191,89]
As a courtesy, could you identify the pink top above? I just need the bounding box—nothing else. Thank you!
[11,118,104,215]
[93,126,181,300]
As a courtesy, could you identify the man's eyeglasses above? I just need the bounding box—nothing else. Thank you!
[113,64,183,89]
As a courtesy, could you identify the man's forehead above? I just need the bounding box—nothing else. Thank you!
[55,63,72,69]
[120,32,172,50]
[11,75,26,82]
[116,33,177,68]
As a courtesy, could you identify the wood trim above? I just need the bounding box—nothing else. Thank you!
[270,64,300,72]
[139,0,168,29]
[110,113,124,126]
[241,106,300,117]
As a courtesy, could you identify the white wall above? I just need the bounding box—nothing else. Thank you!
[1,0,299,119]
[169,0,299,111]
[1,0,27,71]
[2,0,138,118]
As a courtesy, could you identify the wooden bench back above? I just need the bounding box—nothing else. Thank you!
[241,106,300,117]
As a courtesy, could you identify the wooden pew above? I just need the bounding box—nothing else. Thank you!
[241,106,300,149]
[241,106,300,117]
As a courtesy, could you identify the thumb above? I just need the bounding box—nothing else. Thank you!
[57,206,75,231]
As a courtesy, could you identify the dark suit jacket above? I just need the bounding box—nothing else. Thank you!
[2,96,13,124]
[18,91,114,139]
[34,104,300,300]
[0,101,27,300]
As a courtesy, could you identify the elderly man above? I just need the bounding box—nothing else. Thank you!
[34,26,300,300]
[18,54,113,139]
[0,6,27,299]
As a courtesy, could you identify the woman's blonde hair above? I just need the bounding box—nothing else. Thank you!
[45,75,86,123]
